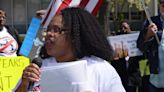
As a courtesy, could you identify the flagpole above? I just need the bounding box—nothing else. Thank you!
[140,0,160,44]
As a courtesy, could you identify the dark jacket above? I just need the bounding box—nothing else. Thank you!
[5,25,21,55]
[111,31,144,88]
[137,15,163,74]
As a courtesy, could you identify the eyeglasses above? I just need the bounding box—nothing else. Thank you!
[47,25,68,33]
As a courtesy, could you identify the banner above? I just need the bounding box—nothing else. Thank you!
[107,32,143,59]
[0,56,29,92]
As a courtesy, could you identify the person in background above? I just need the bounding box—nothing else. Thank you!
[13,7,125,92]
[112,20,144,92]
[0,9,21,56]
[137,0,164,92]
[117,20,132,35]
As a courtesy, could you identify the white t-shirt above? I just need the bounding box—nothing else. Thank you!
[13,56,125,92]
[0,27,18,56]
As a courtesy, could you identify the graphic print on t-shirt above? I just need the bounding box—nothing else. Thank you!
[0,36,18,55]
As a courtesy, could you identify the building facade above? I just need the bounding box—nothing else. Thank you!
[0,0,158,34]
[0,0,50,34]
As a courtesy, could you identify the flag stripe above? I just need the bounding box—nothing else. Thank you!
[56,0,72,15]
[79,0,89,8]
[85,0,98,13]
[42,0,63,28]
[41,0,104,28]
[69,0,81,7]
[41,0,55,26]
[92,0,103,15]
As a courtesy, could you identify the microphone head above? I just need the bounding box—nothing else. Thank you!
[32,57,42,67]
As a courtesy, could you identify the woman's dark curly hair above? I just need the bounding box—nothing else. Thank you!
[61,7,113,61]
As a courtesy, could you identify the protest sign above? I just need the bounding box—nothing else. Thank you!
[19,17,43,59]
[0,56,29,92]
[107,32,143,59]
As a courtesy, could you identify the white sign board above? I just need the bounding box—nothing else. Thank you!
[107,32,142,58]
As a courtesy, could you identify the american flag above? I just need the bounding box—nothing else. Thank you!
[41,0,103,28]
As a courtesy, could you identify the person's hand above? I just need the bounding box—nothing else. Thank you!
[145,23,157,41]
[22,63,41,84]
[125,28,131,33]
[15,63,41,92]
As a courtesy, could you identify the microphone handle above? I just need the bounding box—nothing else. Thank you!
[28,57,42,91]
[28,82,34,91]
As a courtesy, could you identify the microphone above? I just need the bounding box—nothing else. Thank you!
[32,57,42,67]
[28,57,42,91]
